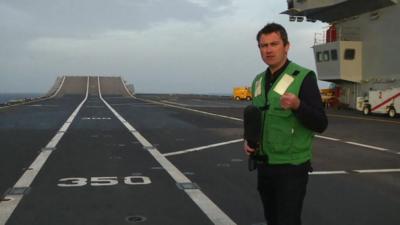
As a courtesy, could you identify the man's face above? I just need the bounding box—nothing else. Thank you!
[258,32,290,70]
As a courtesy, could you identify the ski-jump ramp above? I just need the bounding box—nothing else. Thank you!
[99,76,133,97]
[47,76,134,98]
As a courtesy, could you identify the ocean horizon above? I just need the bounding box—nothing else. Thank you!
[0,93,44,104]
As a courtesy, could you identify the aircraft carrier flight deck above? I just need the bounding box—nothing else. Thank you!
[0,76,399,225]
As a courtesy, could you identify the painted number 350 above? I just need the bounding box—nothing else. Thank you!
[57,176,151,187]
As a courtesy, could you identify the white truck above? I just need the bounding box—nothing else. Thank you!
[357,88,400,118]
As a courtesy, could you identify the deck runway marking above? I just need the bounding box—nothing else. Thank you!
[164,139,244,157]
[311,168,400,175]
[314,135,340,141]
[0,77,89,225]
[344,141,390,152]
[60,122,72,132]
[119,76,135,98]
[353,168,400,173]
[327,113,400,125]
[81,117,111,120]
[161,100,190,107]
[47,132,65,149]
[317,136,399,155]
[100,78,236,225]
[310,171,348,175]
[136,97,242,122]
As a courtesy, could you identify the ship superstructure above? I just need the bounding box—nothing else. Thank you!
[283,0,400,109]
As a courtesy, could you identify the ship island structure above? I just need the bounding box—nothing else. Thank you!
[283,0,400,117]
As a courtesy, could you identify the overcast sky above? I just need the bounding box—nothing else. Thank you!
[0,0,328,94]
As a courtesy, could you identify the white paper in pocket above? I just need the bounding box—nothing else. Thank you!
[273,74,294,95]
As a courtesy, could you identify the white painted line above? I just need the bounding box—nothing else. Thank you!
[14,151,53,187]
[345,141,389,152]
[353,168,400,173]
[0,195,22,224]
[161,100,190,107]
[328,113,400,125]
[164,139,244,157]
[124,123,137,132]
[309,171,348,175]
[309,168,400,175]
[46,132,65,149]
[185,189,237,224]
[136,97,242,122]
[99,77,236,225]
[86,105,104,108]
[50,75,66,98]
[120,76,136,98]
[315,135,340,141]
[0,76,89,225]
[59,122,71,132]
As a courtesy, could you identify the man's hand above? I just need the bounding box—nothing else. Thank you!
[280,93,300,110]
[244,140,256,155]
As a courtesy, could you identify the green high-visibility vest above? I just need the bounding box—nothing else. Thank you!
[251,62,315,165]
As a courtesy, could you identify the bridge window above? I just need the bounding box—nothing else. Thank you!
[316,52,322,62]
[323,51,330,61]
[331,50,338,61]
[316,50,335,62]
[344,49,355,60]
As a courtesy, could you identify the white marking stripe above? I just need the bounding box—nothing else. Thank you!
[185,189,236,224]
[120,76,135,98]
[46,132,64,149]
[14,151,53,187]
[164,139,244,157]
[137,97,242,122]
[310,168,400,175]
[50,75,66,98]
[315,135,340,141]
[59,122,71,132]
[161,100,190,107]
[99,77,236,225]
[0,77,89,225]
[328,113,400,125]
[310,171,348,175]
[353,168,400,173]
[345,141,389,151]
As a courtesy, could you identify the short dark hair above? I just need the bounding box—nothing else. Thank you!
[256,23,289,46]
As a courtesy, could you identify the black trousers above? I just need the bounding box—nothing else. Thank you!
[257,161,310,225]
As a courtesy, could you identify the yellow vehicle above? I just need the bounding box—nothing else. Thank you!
[233,87,252,101]
[320,88,340,108]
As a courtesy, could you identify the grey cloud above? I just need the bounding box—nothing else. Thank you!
[3,0,233,37]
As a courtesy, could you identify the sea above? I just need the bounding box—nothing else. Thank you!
[0,93,43,104]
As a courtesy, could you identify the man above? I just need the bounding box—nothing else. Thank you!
[244,23,328,225]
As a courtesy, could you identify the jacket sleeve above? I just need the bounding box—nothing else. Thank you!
[293,72,328,133]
